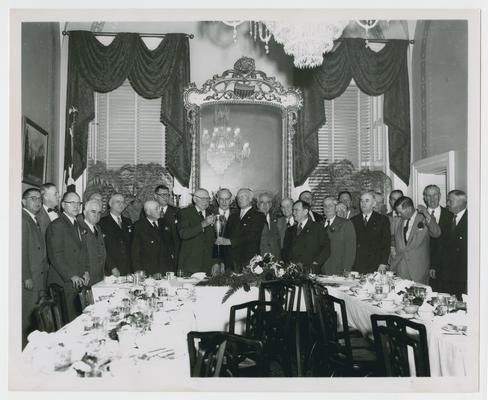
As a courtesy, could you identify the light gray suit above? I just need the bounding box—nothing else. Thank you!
[321,216,356,275]
[391,213,441,284]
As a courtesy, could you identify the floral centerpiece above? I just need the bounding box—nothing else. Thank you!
[199,253,316,303]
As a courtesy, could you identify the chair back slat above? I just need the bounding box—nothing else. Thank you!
[313,284,355,374]
[371,314,430,377]
[35,300,63,333]
[187,331,265,377]
[48,283,68,326]
[79,286,94,310]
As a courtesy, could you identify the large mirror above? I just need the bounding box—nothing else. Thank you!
[184,57,302,198]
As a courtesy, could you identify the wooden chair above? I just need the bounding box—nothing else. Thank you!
[371,314,430,377]
[79,286,94,310]
[48,283,68,326]
[229,300,290,376]
[187,331,265,377]
[313,285,377,377]
[34,299,64,333]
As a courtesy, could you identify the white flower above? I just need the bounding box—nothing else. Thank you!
[254,266,263,275]
[277,268,285,278]
[249,255,263,266]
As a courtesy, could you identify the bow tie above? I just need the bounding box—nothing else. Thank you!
[47,207,59,213]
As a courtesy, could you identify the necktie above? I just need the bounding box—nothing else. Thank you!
[94,226,99,238]
[73,219,81,241]
[240,210,245,220]
[450,214,457,233]
[363,215,368,227]
[403,219,410,243]
[117,216,122,228]
[220,213,227,226]
[198,211,204,221]
[297,223,303,236]
[324,220,330,230]
[33,216,41,230]
[287,218,292,227]
[47,206,58,213]
[152,221,158,229]
[430,209,436,222]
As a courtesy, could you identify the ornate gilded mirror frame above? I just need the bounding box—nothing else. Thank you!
[184,57,302,197]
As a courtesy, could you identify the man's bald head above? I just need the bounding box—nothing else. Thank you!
[193,188,211,211]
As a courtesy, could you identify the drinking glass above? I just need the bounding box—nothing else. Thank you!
[177,269,184,278]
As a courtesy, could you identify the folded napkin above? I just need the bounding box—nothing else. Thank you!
[144,277,156,286]
[191,272,206,280]
[104,275,117,284]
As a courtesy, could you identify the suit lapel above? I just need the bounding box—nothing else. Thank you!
[61,213,82,245]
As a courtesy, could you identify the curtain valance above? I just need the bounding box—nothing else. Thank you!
[64,31,191,187]
[293,38,411,186]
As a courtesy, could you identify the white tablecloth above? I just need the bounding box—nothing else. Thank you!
[326,286,469,377]
[22,277,469,379]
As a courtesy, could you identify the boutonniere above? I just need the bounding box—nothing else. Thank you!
[127,225,133,233]
[164,226,169,231]
[417,221,425,229]
[330,226,336,233]
[80,228,88,236]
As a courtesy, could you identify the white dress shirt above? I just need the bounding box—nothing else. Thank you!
[240,206,252,219]
[219,208,230,220]
[403,211,418,242]
[44,204,59,221]
[427,206,441,223]
[454,208,467,225]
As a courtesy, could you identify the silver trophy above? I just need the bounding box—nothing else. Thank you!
[214,214,226,258]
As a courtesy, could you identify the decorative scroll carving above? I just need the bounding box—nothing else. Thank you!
[184,57,303,197]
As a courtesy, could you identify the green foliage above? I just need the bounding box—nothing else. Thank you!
[85,161,173,221]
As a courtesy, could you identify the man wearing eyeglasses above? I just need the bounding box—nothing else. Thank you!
[21,188,49,348]
[177,188,216,275]
[46,191,90,322]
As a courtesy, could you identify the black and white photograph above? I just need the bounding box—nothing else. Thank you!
[6,3,487,398]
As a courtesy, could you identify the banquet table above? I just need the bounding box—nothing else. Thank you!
[316,276,470,377]
[21,275,470,379]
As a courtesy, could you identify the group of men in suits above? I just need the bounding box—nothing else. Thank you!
[21,180,468,348]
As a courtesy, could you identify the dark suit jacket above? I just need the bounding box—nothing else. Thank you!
[226,207,266,271]
[37,205,56,238]
[22,209,49,345]
[159,205,180,271]
[439,210,467,296]
[79,219,106,285]
[276,216,294,248]
[310,210,324,223]
[46,213,90,321]
[429,206,453,270]
[351,211,391,274]
[211,208,237,262]
[99,214,133,275]
[132,218,172,276]
[282,219,330,273]
[177,206,216,274]
[260,214,282,259]
[322,217,356,275]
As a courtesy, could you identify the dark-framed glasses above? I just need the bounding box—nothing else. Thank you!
[25,196,42,201]
[64,201,82,206]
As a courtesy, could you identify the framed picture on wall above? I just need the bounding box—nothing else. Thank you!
[22,117,48,186]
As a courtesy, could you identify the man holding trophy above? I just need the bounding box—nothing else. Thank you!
[211,188,235,275]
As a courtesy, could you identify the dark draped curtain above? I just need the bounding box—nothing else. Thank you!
[64,31,191,187]
[293,38,411,186]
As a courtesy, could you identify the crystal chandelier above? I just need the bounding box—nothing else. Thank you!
[222,20,378,69]
[202,107,251,175]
